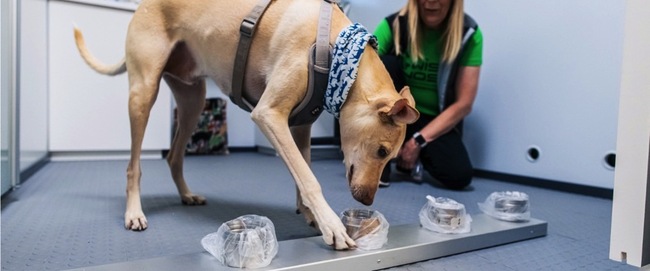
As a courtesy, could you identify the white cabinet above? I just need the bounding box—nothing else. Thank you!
[47,0,336,157]
[48,0,171,158]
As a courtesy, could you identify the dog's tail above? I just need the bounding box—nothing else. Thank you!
[73,27,127,76]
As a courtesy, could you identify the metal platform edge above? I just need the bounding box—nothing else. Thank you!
[69,214,547,271]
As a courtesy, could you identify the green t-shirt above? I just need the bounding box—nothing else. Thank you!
[374,18,483,116]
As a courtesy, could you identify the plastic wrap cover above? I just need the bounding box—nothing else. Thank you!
[202,215,278,268]
[420,195,472,234]
[478,191,531,222]
[340,208,389,250]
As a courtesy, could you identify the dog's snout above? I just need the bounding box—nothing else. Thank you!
[351,184,376,206]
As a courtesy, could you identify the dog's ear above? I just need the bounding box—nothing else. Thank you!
[377,86,419,124]
[399,86,416,108]
[387,98,419,125]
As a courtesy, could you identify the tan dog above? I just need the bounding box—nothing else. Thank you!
[73,0,418,250]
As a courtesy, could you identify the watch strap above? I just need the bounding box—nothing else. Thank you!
[413,132,428,147]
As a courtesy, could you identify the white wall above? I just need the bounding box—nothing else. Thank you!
[20,0,49,170]
[346,0,406,32]
[463,1,625,188]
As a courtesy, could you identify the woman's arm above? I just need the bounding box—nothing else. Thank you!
[420,65,480,140]
[398,66,481,169]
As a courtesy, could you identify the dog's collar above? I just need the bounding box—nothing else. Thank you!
[324,23,377,118]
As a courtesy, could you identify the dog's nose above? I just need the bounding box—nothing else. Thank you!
[359,196,374,206]
[352,187,375,206]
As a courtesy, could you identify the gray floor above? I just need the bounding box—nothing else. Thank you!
[1,152,635,270]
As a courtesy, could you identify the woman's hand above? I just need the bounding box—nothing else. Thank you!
[397,138,421,170]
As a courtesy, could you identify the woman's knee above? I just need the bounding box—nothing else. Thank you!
[429,164,473,190]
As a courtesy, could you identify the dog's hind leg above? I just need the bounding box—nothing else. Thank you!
[123,26,174,231]
[163,74,207,205]
[124,72,163,231]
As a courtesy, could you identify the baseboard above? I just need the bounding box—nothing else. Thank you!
[49,150,163,161]
[311,145,343,160]
[311,136,340,146]
[19,156,50,184]
[255,146,278,156]
[227,147,258,153]
[474,169,613,199]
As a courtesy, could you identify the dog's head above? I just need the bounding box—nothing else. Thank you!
[339,86,419,205]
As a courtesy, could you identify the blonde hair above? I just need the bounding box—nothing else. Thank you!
[392,0,464,63]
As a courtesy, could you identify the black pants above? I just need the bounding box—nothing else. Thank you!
[382,114,474,190]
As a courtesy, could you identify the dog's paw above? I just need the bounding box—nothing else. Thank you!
[308,208,356,250]
[125,211,148,231]
[319,215,357,250]
[298,201,355,249]
[181,194,206,205]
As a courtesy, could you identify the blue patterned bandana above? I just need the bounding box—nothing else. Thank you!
[324,23,377,118]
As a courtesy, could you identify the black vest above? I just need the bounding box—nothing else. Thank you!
[384,12,478,134]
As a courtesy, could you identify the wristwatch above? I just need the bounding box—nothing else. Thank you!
[412,132,428,148]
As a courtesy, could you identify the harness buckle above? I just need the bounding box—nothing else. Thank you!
[240,19,255,37]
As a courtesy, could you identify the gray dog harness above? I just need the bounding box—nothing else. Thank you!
[231,0,334,126]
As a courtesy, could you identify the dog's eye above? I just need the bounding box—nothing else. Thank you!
[377,147,389,158]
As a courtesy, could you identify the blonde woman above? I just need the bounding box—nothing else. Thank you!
[375,0,483,189]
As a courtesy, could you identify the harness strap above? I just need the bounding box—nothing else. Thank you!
[315,1,332,70]
[231,0,272,111]
[288,0,332,126]
[231,0,333,126]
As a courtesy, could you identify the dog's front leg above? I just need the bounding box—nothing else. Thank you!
[290,125,316,226]
[252,108,356,250]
